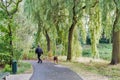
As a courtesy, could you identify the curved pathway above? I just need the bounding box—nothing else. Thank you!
[30,60,83,80]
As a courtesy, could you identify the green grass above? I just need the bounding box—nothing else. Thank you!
[60,61,120,80]
[98,44,112,61]
[0,61,32,74]
[17,61,32,74]
[82,43,112,61]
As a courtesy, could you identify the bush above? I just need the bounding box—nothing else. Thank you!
[99,38,110,43]
[27,52,36,60]
[13,49,23,61]
[99,52,111,61]
[82,49,91,57]
[0,53,11,66]
[82,44,112,61]
[3,64,11,72]
[98,44,112,61]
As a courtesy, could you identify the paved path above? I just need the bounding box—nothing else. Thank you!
[30,61,83,80]
[6,74,32,80]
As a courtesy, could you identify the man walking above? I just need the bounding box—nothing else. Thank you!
[35,45,43,63]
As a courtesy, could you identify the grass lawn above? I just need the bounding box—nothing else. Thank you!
[82,43,112,61]
[60,58,120,80]
[0,61,32,74]
[17,61,32,74]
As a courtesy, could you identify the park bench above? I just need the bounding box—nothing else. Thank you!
[0,72,10,80]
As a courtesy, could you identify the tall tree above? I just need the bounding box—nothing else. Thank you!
[0,0,22,65]
[24,0,63,54]
[67,0,77,61]
[67,0,84,61]
[110,0,120,65]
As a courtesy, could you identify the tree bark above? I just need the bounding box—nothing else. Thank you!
[45,30,51,52]
[8,21,13,65]
[110,2,120,65]
[111,31,120,65]
[67,0,77,61]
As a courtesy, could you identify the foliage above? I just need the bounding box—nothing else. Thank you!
[72,27,82,57]
[0,0,22,65]
[99,38,110,43]
[13,49,23,61]
[0,0,119,65]
[82,49,91,57]
[3,64,11,72]
[98,44,112,61]
[0,53,11,66]
[82,44,112,61]
[24,52,36,60]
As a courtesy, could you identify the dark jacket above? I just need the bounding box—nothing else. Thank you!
[35,47,43,55]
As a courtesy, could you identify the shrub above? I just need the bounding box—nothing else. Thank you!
[0,53,11,66]
[3,64,11,72]
[13,49,23,61]
[27,52,36,60]
[99,52,111,61]
[98,44,112,61]
[82,49,91,57]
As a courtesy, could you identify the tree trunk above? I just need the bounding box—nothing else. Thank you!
[111,31,120,65]
[36,20,41,45]
[110,3,120,65]
[8,22,13,65]
[67,0,77,61]
[45,30,51,52]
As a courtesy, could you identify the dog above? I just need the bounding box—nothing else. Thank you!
[53,56,58,64]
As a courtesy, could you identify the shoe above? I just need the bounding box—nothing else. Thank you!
[40,60,42,63]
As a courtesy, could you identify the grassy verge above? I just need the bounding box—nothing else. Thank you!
[0,61,32,74]
[82,44,112,61]
[17,61,32,74]
[60,60,120,80]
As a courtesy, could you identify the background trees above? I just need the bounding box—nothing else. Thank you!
[110,0,120,65]
[0,0,22,65]
[0,0,120,65]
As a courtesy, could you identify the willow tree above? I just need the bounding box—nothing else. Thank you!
[99,0,120,64]
[100,0,114,43]
[0,0,22,64]
[46,0,68,54]
[24,0,42,45]
[24,0,52,52]
[67,0,101,61]
[110,0,120,65]
[85,0,102,58]
[66,0,77,61]
[67,0,86,61]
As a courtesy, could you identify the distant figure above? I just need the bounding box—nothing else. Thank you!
[35,45,43,63]
[53,56,58,64]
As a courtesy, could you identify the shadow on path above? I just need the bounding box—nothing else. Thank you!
[29,61,83,80]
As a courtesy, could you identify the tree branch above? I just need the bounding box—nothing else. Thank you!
[6,0,12,7]
[9,0,22,16]
[91,0,98,8]
[79,0,99,11]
